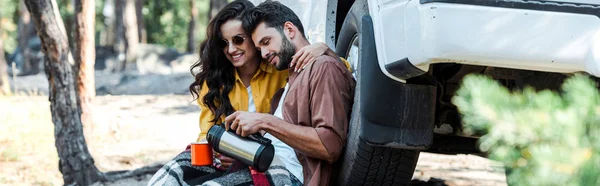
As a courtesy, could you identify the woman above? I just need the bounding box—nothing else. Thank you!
[149,1,338,185]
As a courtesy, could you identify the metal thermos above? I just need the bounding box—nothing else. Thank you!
[206,124,275,172]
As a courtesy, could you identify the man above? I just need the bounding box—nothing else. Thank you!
[224,1,356,185]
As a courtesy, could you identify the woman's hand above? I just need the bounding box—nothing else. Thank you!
[290,42,329,72]
[214,151,235,169]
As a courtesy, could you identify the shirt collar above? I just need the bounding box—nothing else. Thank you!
[259,60,274,74]
[234,61,275,82]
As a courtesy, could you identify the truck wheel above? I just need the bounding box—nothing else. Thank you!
[335,1,420,185]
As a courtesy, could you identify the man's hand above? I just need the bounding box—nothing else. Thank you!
[224,111,273,137]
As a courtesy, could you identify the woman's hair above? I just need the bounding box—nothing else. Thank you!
[189,0,255,122]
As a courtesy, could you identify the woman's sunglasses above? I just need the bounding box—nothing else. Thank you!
[218,35,246,49]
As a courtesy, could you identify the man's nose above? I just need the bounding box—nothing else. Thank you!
[261,47,269,59]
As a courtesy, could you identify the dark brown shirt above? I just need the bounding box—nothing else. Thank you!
[271,55,355,185]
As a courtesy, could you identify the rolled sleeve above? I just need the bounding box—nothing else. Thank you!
[314,127,343,163]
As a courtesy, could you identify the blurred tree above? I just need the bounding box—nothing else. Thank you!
[114,0,124,70]
[101,0,115,46]
[135,0,146,43]
[57,0,75,48]
[209,0,228,20]
[115,0,138,71]
[0,37,9,95]
[24,0,103,184]
[187,0,198,53]
[3,0,214,57]
[18,0,39,75]
[74,0,96,136]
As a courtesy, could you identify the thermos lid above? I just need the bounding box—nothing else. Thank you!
[206,124,226,150]
[254,143,275,172]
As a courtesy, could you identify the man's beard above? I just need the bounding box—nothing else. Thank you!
[274,37,296,70]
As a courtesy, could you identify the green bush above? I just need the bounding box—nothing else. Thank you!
[0,0,18,53]
[453,74,600,186]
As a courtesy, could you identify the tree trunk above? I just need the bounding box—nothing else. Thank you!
[114,0,126,71]
[135,0,146,43]
[0,38,10,95]
[18,0,39,75]
[24,0,104,185]
[101,0,116,46]
[124,0,139,70]
[18,0,31,74]
[187,0,198,53]
[115,0,138,71]
[74,0,96,137]
[209,0,228,21]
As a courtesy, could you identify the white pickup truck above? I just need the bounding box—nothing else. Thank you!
[254,0,600,185]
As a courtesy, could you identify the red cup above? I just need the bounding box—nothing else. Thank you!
[191,141,213,166]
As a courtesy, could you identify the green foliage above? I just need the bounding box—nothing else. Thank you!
[0,0,19,53]
[453,74,600,186]
[0,0,212,55]
[143,0,209,51]
[57,0,75,47]
[95,0,106,44]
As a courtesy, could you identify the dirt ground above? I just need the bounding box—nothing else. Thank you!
[1,73,507,186]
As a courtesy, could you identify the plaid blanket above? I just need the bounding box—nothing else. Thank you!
[147,149,300,186]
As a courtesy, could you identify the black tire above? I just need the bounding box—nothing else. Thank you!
[335,1,420,185]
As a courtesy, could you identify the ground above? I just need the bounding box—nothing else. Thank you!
[0,72,507,186]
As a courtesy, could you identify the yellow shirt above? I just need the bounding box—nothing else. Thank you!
[196,58,351,141]
[197,61,288,141]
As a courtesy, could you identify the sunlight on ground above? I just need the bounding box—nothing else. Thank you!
[0,95,199,186]
[414,152,507,186]
[0,96,61,186]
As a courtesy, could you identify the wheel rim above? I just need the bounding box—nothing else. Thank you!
[347,34,359,78]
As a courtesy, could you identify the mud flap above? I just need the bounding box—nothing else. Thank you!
[358,15,437,150]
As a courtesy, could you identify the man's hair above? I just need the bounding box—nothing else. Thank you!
[241,0,306,39]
